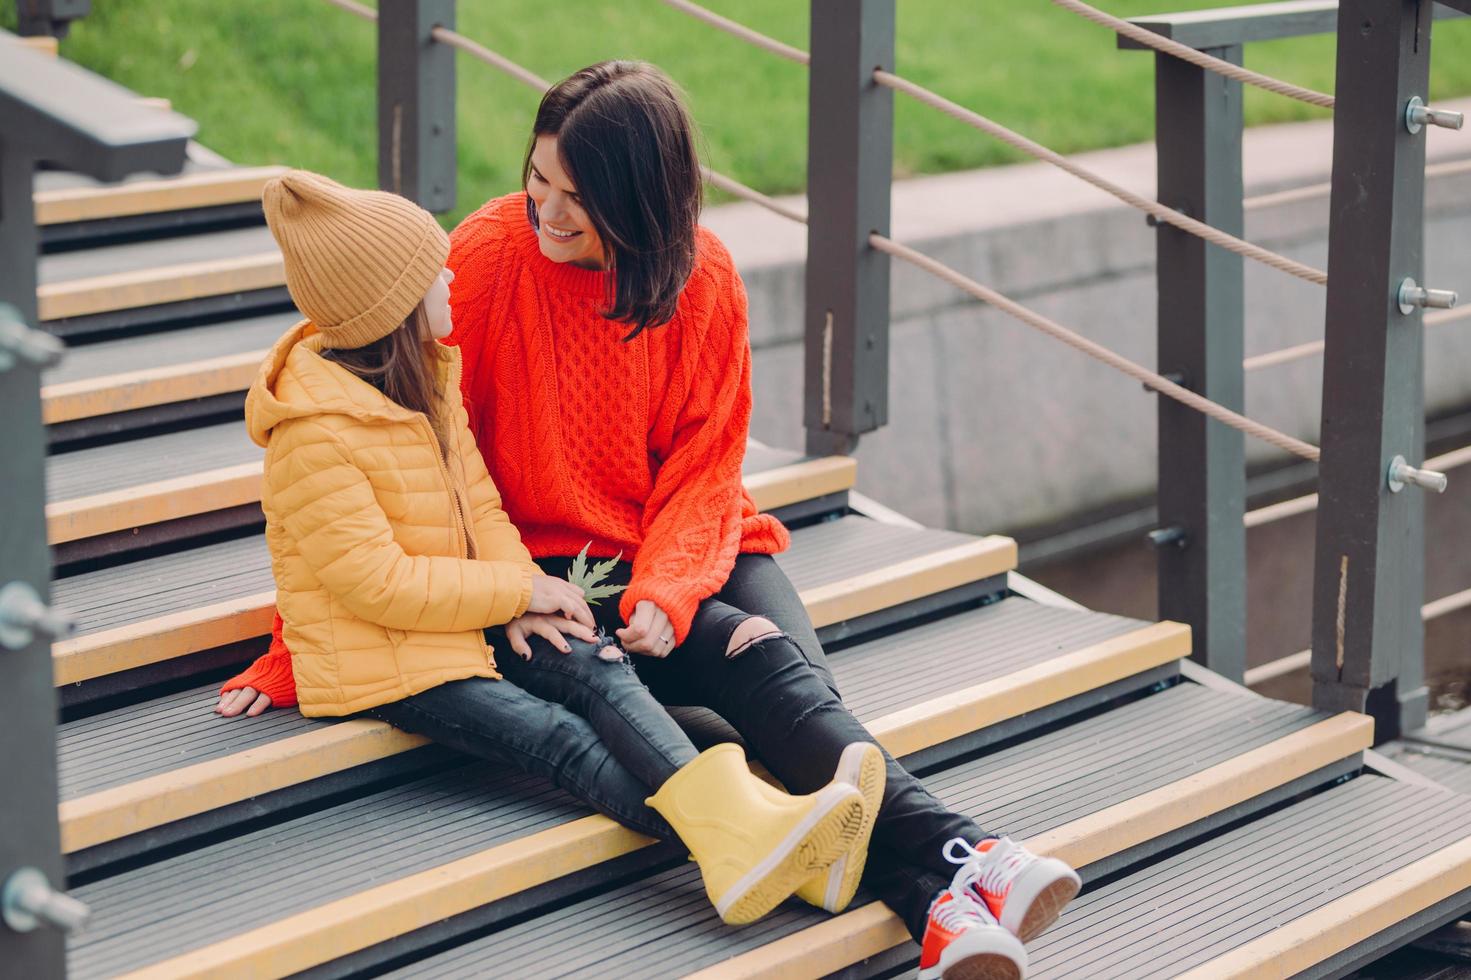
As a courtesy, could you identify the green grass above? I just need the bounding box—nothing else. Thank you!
[10,1,1471,226]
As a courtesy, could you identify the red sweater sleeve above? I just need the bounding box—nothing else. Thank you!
[219,610,298,708]
[618,258,759,643]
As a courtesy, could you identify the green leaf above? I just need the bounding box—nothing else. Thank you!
[566,544,627,606]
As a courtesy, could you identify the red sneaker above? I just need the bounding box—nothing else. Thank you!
[945,837,1080,942]
[917,889,1027,980]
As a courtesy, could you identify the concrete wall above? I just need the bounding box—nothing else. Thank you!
[706,99,1471,537]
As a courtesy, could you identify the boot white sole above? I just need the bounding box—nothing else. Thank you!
[918,926,1028,980]
[716,782,866,925]
[815,741,885,912]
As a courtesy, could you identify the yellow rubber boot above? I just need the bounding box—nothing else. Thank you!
[793,742,886,913]
[646,743,866,925]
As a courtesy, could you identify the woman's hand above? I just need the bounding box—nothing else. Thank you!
[617,600,677,658]
[506,612,601,660]
[527,575,597,629]
[215,687,272,718]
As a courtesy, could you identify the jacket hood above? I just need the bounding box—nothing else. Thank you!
[245,319,461,447]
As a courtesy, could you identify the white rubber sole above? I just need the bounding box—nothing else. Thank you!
[714,782,865,925]
[997,857,1081,942]
[817,741,885,911]
[918,925,1028,980]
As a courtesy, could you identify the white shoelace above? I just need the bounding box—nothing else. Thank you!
[930,885,998,932]
[943,836,1033,898]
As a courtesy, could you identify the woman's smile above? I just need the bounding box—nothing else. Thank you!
[527,134,608,269]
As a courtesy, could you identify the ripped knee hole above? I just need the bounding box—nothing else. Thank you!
[726,617,786,659]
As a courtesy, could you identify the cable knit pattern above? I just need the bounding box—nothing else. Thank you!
[221,616,298,708]
[447,193,790,643]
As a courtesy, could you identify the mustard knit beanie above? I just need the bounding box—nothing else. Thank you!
[262,170,450,350]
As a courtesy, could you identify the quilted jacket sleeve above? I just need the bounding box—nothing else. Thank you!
[268,419,535,631]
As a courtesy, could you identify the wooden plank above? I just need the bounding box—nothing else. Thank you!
[34,165,285,226]
[685,713,1374,980]
[52,590,277,687]
[44,456,852,545]
[59,722,429,854]
[41,349,264,424]
[744,456,855,512]
[18,36,58,56]
[46,462,262,544]
[38,252,284,321]
[800,537,1017,627]
[868,620,1189,759]
[60,617,1177,854]
[53,520,991,687]
[108,622,1191,978]
[1173,834,1471,979]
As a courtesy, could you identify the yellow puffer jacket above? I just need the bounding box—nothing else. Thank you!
[246,320,538,717]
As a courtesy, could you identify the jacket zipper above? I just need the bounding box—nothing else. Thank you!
[422,418,494,667]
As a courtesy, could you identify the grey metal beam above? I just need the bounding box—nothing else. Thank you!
[377,0,456,213]
[803,0,894,457]
[1310,0,1436,742]
[1119,0,1465,49]
[1152,45,1247,682]
[0,305,68,977]
[0,32,194,182]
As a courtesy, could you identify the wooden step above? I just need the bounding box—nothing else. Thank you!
[50,517,1010,691]
[37,225,286,335]
[43,428,855,547]
[66,680,1369,979]
[40,310,290,431]
[57,597,1173,859]
[36,165,285,227]
[1026,776,1471,980]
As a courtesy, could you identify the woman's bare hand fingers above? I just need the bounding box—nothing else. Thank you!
[247,693,273,716]
[530,617,574,653]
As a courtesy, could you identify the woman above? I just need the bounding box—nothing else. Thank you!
[218,168,875,927]
[223,62,1077,977]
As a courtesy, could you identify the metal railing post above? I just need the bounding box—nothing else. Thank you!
[804,0,894,457]
[0,141,40,327]
[377,0,456,214]
[0,304,72,977]
[1151,44,1247,682]
[1311,0,1439,741]
[13,0,89,38]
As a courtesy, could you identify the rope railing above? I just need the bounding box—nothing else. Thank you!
[1244,442,1471,529]
[870,232,1321,462]
[871,69,1329,288]
[1048,0,1335,110]
[320,0,808,228]
[1245,305,1471,372]
[659,0,1329,289]
[658,0,808,66]
[1246,157,1471,211]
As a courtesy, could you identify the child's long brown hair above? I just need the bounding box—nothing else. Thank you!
[323,305,457,466]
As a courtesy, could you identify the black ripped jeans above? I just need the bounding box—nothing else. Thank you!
[523,552,996,941]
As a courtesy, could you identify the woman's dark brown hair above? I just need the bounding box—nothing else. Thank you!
[323,306,455,461]
[524,60,703,339]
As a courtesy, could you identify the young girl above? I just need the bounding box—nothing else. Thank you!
[217,169,880,926]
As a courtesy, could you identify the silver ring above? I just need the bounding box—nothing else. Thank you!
[661,633,674,646]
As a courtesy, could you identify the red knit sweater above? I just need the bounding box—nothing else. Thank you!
[223,192,790,707]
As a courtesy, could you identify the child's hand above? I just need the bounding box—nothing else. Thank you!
[527,576,596,629]
[505,613,603,660]
[216,687,272,717]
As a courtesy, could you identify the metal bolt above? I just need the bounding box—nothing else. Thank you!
[2,868,90,935]
[0,313,64,374]
[0,582,76,651]
[1144,371,1187,393]
[1387,455,1448,494]
[1397,278,1458,315]
[1147,525,1189,550]
[1404,96,1465,135]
